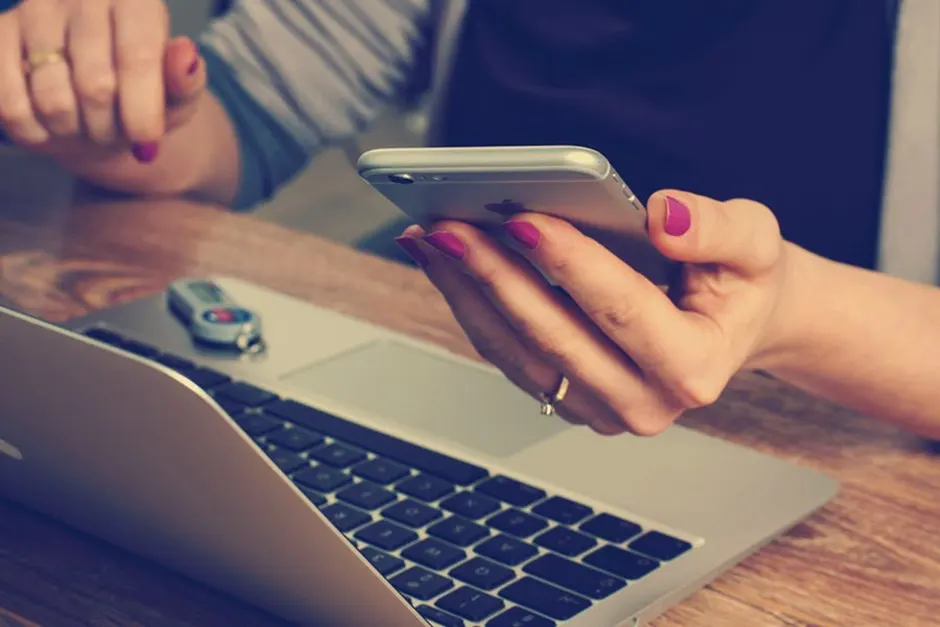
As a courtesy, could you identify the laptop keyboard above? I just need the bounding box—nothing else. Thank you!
[82,327,695,626]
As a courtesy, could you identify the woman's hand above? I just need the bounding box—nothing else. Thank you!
[395,191,797,436]
[0,0,206,164]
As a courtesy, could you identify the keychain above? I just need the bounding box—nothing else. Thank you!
[166,278,264,354]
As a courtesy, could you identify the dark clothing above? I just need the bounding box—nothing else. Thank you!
[438,0,894,268]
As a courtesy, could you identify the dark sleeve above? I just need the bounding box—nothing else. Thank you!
[200,45,309,212]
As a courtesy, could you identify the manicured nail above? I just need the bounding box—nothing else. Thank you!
[131,142,159,163]
[394,236,429,268]
[187,56,200,76]
[503,220,541,250]
[424,231,466,260]
[664,196,691,236]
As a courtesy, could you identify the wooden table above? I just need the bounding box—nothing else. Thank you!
[1,171,938,626]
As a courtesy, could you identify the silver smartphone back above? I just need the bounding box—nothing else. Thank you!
[357,145,677,285]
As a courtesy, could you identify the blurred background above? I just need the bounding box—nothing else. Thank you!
[0,0,425,250]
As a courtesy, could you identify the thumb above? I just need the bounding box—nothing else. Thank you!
[646,190,784,276]
[163,37,206,107]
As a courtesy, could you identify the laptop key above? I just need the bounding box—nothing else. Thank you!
[336,480,396,510]
[121,338,159,358]
[579,513,642,543]
[436,586,504,622]
[486,607,555,627]
[475,476,546,507]
[266,426,324,452]
[299,487,327,507]
[320,502,372,532]
[402,538,466,570]
[397,473,455,502]
[360,546,406,576]
[309,442,366,468]
[523,554,625,600]
[383,499,442,528]
[84,327,125,346]
[355,520,418,551]
[264,400,489,485]
[486,510,548,538]
[215,398,248,417]
[532,496,593,525]
[417,605,465,627]
[629,531,692,561]
[179,366,230,390]
[266,449,308,474]
[475,535,538,567]
[154,353,194,370]
[441,492,500,520]
[293,465,352,493]
[214,382,276,407]
[583,546,659,580]
[533,527,596,557]
[499,578,590,621]
[234,412,283,436]
[353,457,410,484]
[390,567,454,601]
[450,557,514,590]
[427,516,489,547]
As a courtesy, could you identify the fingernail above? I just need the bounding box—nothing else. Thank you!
[394,236,429,268]
[424,231,466,260]
[187,56,201,76]
[131,142,159,164]
[503,220,541,250]
[664,196,691,236]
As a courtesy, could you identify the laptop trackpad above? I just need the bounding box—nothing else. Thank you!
[280,340,568,459]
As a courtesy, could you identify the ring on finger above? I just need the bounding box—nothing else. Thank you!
[23,50,68,76]
[539,374,570,416]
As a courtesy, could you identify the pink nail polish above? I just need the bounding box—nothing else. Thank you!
[503,220,541,249]
[131,142,159,164]
[664,196,691,236]
[424,231,466,260]
[394,236,429,268]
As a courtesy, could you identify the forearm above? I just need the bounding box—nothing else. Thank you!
[763,244,940,436]
[66,93,240,205]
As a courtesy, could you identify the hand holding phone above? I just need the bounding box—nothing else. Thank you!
[357,145,678,285]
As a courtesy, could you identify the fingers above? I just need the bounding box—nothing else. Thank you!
[646,191,784,277]
[412,223,678,436]
[68,0,117,144]
[396,228,629,436]
[19,0,78,137]
[495,212,719,404]
[0,14,48,144]
[113,0,170,145]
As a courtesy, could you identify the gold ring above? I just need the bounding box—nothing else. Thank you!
[23,50,67,76]
[539,374,570,416]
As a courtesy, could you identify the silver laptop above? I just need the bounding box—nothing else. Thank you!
[0,276,837,626]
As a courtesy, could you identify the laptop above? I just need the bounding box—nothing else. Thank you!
[0,276,837,626]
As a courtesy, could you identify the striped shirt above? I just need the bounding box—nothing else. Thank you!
[199,0,434,210]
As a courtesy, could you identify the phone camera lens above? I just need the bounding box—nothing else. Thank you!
[388,174,415,185]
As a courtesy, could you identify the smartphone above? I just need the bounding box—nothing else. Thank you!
[357,145,677,285]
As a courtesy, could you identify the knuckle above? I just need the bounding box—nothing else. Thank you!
[668,374,724,409]
[35,97,75,122]
[116,45,162,72]
[76,72,117,107]
[0,98,33,127]
[590,299,642,333]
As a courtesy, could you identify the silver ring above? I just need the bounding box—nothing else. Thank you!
[539,374,570,416]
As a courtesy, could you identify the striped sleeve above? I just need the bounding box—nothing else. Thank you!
[198,0,434,210]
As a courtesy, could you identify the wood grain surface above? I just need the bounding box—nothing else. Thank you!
[0,184,938,626]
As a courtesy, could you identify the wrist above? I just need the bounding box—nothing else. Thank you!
[745,242,828,373]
